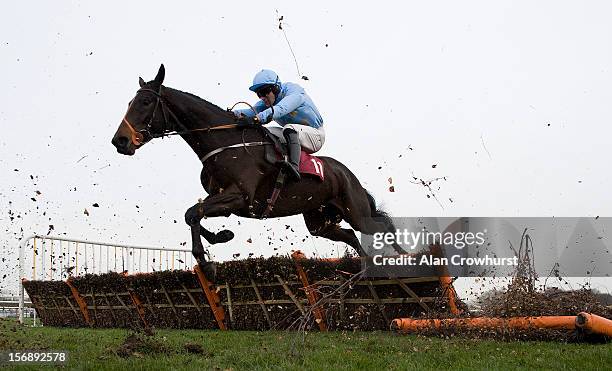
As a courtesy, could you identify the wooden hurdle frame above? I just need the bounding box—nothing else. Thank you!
[23,250,459,330]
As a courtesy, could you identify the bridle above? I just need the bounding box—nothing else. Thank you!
[121,87,243,146]
[121,87,168,146]
[120,87,271,165]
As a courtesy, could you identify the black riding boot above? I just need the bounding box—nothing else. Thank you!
[283,129,301,181]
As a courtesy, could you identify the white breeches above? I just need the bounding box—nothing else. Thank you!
[265,124,325,153]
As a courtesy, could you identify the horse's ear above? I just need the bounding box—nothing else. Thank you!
[139,77,145,87]
[154,64,165,85]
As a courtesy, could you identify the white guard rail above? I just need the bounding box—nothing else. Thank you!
[18,234,192,324]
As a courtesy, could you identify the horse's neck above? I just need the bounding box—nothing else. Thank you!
[164,87,233,129]
[164,88,237,158]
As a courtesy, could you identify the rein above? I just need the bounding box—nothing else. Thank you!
[121,88,269,164]
[121,87,247,145]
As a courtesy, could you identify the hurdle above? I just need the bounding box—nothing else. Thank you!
[17,234,192,323]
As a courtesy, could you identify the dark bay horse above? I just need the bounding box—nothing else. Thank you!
[112,64,402,280]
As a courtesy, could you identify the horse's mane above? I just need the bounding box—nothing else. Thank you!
[164,86,234,119]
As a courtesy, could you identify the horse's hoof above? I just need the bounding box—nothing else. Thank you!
[200,261,217,282]
[215,230,234,243]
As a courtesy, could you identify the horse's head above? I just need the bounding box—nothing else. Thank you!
[112,64,169,155]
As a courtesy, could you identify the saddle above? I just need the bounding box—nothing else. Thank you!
[252,125,324,218]
[258,126,324,181]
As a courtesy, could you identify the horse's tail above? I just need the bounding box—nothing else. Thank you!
[364,189,395,232]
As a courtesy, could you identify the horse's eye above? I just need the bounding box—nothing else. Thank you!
[143,99,152,105]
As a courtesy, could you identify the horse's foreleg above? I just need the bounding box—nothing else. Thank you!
[184,202,236,245]
[184,191,247,280]
[189,223,206,262]
[185,203,215,279]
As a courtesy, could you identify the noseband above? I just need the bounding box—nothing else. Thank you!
[121,87,170,146]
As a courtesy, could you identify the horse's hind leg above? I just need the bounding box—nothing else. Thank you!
[303,208,367,257]
[338,193,408,255]
[347,216,408,254]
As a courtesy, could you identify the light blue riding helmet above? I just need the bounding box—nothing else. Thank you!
[249,69,281,92]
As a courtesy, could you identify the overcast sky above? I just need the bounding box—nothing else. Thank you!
[1,1,611,296]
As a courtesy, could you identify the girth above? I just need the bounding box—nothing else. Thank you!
[198,130,289,219]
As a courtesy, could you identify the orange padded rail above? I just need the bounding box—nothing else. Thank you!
[65,278,92,326]
[127,289,149,328]
[292,251,327,331]
[576,312,612,337]
[391,315,600,335]
[194,264,227,330]
[428,243,461,315]
[438,276,460,315]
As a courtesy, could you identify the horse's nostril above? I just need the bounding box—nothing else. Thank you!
[114,136,129,148]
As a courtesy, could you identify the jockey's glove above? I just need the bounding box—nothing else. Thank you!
[256,112,274,124]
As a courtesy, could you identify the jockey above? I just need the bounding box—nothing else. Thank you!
[233,69,324,181]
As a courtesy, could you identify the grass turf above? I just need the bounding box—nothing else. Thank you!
[0,320,610,370]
